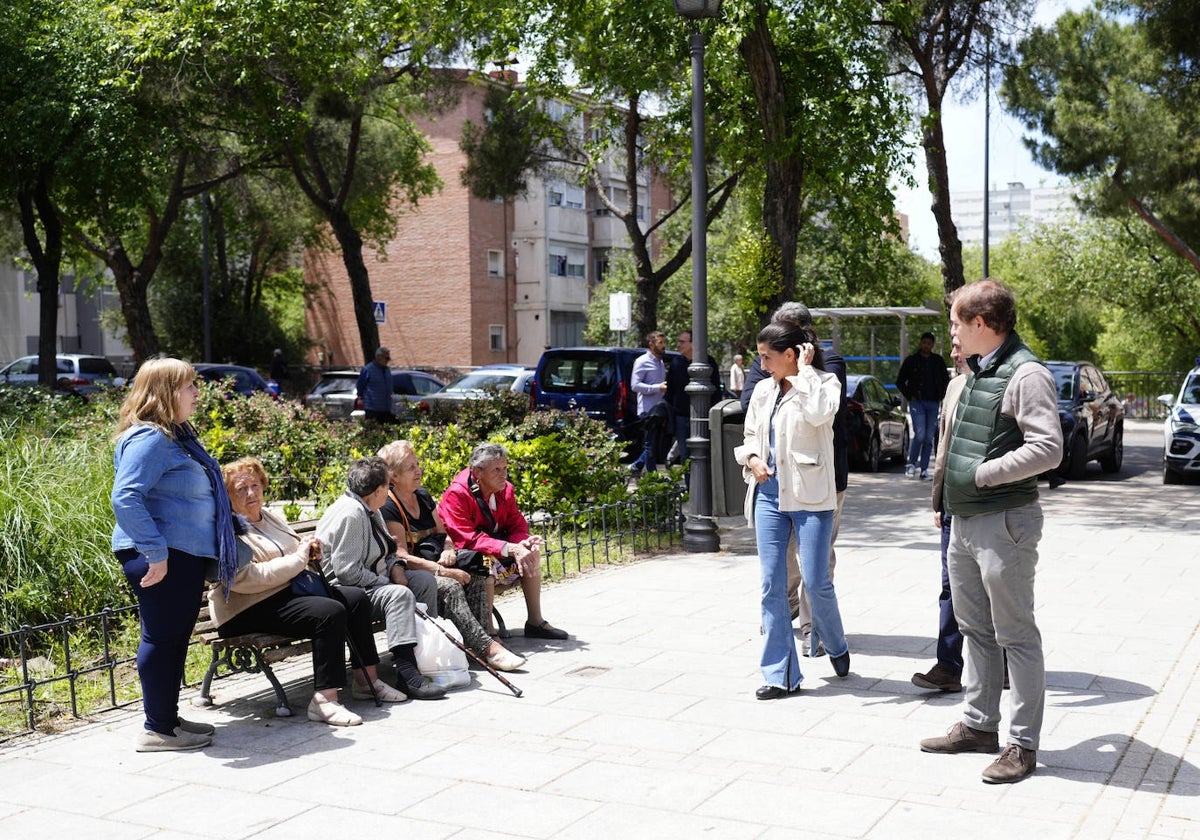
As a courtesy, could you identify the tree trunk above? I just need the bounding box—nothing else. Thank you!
[921,94,965,304]
[110,259,160,364]
[326,208,380,364]
[740,11,803,310]
[17,171,63,388]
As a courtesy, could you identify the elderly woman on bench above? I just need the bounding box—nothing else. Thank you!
[212,457,406,726]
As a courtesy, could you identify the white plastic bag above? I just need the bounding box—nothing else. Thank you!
[414,613,469,688]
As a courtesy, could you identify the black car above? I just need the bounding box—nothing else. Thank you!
[194,363,278,398]
[844,374,908,471]
[1045,361,1124,479]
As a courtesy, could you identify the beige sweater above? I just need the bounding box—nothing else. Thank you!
[207,508,307,627]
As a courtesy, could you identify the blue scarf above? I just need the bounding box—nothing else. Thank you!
[174,424,238,599]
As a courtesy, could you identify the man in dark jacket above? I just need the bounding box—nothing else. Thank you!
[896,332,950,480]
[741,302,847,656]
[666,330,720,467]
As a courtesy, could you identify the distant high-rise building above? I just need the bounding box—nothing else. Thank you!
[952,182,1077,247]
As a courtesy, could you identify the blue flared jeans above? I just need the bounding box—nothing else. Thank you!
[754,476,847,689]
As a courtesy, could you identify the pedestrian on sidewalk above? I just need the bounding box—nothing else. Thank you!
[736,321,850,700]
[912,340,967,694]
[896,332,949,480]
[111,358,234,752]
[919,279,1062,784]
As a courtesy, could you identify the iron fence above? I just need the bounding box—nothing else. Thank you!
[0,489,684,743]
[1102,370,1186,420]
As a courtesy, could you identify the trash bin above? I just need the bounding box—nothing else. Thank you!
[709,398,746,518]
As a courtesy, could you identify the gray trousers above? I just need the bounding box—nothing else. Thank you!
[791,490,845,634]
[365,583,417,650]
[948,503,1045,750]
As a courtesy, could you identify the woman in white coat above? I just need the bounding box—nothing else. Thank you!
[736,322,851,699]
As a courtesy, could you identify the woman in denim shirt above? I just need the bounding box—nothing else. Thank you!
[112,358,238,752]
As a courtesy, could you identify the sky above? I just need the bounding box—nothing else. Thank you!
[894,0,1090,259]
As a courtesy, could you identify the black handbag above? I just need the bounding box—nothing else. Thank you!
[290,568,329,597]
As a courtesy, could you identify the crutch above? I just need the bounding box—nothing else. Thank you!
[413,605,523,698]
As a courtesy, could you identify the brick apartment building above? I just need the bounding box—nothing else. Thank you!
[304,71,667,371]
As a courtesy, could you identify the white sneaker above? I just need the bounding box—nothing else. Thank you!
[307,696,363,726]
[905,464,917,479]
[486,647,527,672]
[135,727,211,752]
[351,679,407,703]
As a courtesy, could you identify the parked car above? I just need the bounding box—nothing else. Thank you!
[1045,361,1124,479]
[304,367,444,419]
[1157,362,1200,484]
[194,363,277,398]
[0,353,119,395]
[414,365,535,415]
[844,373,908,471]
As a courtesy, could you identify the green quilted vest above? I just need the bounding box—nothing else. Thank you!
[944,332,1042,516]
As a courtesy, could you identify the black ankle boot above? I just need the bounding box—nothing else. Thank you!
[391,645,447,700]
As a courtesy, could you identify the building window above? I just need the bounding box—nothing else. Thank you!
[550,252,568,276]
[487,249,503,277]
[489,325,505,353]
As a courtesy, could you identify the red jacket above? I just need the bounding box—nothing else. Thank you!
[437,468,529,556]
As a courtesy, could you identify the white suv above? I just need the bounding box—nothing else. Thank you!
[0,353,120,395]
[1158,363,1200,484]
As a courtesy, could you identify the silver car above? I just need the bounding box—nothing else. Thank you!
[1158,364,1200,484]
[414,365,535,416]
[305,368,444,419]
[0,353,120,395]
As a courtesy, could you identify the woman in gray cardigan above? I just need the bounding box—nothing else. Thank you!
[317,457,445,700]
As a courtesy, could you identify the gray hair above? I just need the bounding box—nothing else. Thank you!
[346,456,390,497]
[469,442,508,471]
[771,301,812,328]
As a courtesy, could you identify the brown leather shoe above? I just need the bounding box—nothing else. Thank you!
[911,664,963,692]
[920,721,1000,754]
[981,744,1036,783]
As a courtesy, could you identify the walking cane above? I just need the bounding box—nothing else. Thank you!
[313,547,381,708]
[412,604,523,698]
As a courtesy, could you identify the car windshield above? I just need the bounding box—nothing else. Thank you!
[1181,373,1200,405]
[1048,366,1078,401]
[539,354,616,394]
[310,376,357,396]
[445,372,516,393]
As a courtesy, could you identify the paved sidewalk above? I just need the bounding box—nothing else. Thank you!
[0,420,1195,839]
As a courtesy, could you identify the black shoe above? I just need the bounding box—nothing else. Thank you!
[830,651,851,678]
[755,685,798,700]
[524,620,568,640]
[398,678,446,701]
[1048,472,1066,489]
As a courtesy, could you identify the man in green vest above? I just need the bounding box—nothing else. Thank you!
[919,279,1062,784]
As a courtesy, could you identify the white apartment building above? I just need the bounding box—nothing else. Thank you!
[952,182,1077,247]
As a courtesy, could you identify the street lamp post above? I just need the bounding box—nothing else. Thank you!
[673,0,722,553]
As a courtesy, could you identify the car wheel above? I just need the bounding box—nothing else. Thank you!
[1067,433,1089,480]
[866,435,881,473]
[1163,462,1182,485]
[1099,425,1123,473]
[899,427,910,464]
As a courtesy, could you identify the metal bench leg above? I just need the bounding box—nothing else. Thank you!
[253,651,294,717]
[196,647,221,706]
[492,606,509,639]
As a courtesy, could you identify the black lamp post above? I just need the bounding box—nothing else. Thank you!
[673,0,722,552]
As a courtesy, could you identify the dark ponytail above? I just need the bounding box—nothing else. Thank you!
[756,322,825,371]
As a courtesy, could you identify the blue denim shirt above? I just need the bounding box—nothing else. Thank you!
[111,425,218,564]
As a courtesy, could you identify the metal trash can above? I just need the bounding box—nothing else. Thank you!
[709,398,747,518]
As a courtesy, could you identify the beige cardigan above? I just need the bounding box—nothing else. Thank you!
[734,366,841,521]
[207,508,307,627]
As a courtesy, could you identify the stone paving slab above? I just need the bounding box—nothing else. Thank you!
[0,420,1195,839]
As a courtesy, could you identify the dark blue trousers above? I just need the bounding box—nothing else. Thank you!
[118,548,207,735]
[937,514,964,675]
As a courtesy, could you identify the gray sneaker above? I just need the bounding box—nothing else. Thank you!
[135,727,212,752]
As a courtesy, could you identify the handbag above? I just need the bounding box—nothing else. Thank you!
[414,614,469,689]
[290,568,329,598]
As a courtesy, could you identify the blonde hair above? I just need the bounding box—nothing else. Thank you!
[114,357,197,440]
[222,456,269,505]
[376,439,417,474]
